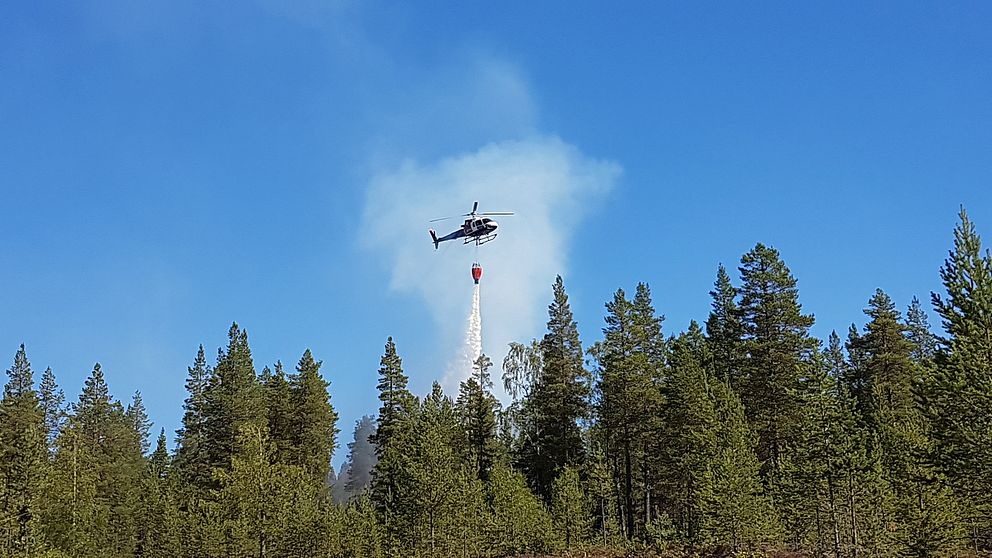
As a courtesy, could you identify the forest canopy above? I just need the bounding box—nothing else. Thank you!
[2,209,991,557]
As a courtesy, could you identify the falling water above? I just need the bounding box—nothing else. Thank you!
[462,283,483,374]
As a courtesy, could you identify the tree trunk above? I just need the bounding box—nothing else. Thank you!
[827,473,841,558]
[623,436,634,539]
[848,471,859,558]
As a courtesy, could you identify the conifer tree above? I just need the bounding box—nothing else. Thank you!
[44,363,145,556]
[737,243,818,474]
[518,276,590,500]
[923,209,992,546]
[126,390,152,455]
[174,344,211,488]
[150,428,170,480]
[371,337,415,453]
[658,323,718,544]
[552,466,592,549]
[0,344,46,556]
[288,349,338,484]
[593,285,665,539]
[852,289,963,556]
[202,323,265,481]
[703,378,778,551]
[905,296,938,365]
[369,338,417,546]
[457,354,499,482]
[262,361,293,464]
[706,264,744,387]
[37,366,65,452]
[487,464,554,555]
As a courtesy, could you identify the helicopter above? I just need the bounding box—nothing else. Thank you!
[428,201,514,249]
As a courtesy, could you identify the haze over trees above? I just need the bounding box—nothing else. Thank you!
[2,209,992,557]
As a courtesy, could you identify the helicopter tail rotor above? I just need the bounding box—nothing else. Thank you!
[429,229,439,249]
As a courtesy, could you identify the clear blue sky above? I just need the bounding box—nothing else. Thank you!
[2,2,990,463]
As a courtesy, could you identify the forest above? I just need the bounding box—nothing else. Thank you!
[2,209,992,558]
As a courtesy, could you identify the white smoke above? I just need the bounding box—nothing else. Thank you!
[361,136,620,392]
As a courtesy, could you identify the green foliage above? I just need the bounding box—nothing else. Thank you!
[5,210,992,556]
[202,323,266,486]
[922,208,992,546]
[457,354,500,482]
[552,465,592,549]
[288,348,339,483]
[173,344,212,489]
[514,276,590,502]
[487,465,553,555]
[0,344,47,556]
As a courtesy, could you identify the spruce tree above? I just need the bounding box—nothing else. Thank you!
[518,276,590,500]
[262,361,294,464]
[202,323,265,481]
[150,428,170,480]
[288,348,338,483]
[126,390,152,455]
[905,296,938,365]
[0,344,46,555]
[703,378,778,551]
[923,209,992,545]
[552,465,591,549]
[44,363,145,556]
[371,337,415,453]
[174,344,212,489]
[37,366,65,452]
[658,323,718,544]
[457,354,499,482]
[369,338,417,545]
[706,264,744,387]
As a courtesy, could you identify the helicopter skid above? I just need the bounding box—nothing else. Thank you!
[465,233,497,246]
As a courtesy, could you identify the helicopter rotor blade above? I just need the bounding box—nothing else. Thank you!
[429,216,454,222]
[472,201,479,213]
[480,212,514,216]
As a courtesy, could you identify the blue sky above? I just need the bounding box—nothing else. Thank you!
[2,2,990,463]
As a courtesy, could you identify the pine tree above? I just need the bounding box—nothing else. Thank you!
[0,344,46,555]
[216,423,320,558]
[288,348,338,484]
[737,243,818,474]
[593,285,665,539]
[487,464,554,555]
